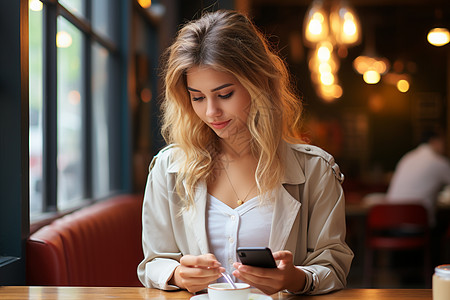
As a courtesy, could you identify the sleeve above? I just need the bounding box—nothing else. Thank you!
[137,151,183,290]
[298,156,353,295]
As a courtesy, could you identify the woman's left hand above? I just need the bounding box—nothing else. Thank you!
[232,250,306,295]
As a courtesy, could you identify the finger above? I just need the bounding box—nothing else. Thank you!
[180,254,221,268]
[272,250,293,262]
[178,265,222,279]
[233,266,276,285]
[234,264,275,280]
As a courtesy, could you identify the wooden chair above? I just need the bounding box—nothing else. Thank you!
[363,203,431,287]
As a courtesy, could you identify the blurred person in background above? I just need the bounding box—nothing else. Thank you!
[386,128,450,225]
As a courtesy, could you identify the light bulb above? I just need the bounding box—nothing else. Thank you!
[363,70,380,84]
[397,79,410,93]
[427,28,450,47]
[330,5,361,45]
[304,1,329,44]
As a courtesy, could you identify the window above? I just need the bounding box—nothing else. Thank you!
[29,1,44,214]
[2,0,167,285]
[28,0,128,221]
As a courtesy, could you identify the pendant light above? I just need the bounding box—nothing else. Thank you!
[353,17,389,85]
[427,28,450,47]
[303,0,361,101]
[427,9,449,47]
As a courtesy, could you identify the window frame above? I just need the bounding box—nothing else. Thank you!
[39,0,122,215]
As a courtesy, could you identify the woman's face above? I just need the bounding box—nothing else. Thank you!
[186,66,252,143]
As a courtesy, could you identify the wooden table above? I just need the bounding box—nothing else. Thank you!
[0,286,432,300]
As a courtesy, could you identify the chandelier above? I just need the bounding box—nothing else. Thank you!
[303,0,361,101]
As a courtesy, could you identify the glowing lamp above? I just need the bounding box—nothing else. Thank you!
[363,70,380,84]
[427,27,450,47]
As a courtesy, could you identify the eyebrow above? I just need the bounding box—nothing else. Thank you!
[187,83,234,93]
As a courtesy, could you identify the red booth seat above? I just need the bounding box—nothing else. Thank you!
[27,194,143,286]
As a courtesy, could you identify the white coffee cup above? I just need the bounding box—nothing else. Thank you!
[207,282,251,300]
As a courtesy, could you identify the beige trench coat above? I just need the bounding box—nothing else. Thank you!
[137,142,354,295]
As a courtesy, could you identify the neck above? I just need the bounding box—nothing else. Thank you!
[219,138,254,161]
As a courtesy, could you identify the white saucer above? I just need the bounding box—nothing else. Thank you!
[190,293,272,300]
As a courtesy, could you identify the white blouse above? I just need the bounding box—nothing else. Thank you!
[206,194,274,282]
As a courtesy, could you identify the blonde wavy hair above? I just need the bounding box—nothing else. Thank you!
[160,10,303,209]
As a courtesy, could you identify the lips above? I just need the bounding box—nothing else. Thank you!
[210,120,231,129]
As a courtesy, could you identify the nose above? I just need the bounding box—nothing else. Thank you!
[205,99,222,118]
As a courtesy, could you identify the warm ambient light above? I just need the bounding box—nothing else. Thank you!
[397,79,410,93]
[319,84,343,101]
[384,73,412,92]
[29,0,43,11]
[354,55,389,85]
[317,44,332,61]
[305,10,329,44]
[56,31,72,48]
[330,6,361,46]
[353,56,388,75]
[304,0,361,101]
[363,70,381,84]
[320,72,335,86]
[137,0,152,9]
[427,28,450,47]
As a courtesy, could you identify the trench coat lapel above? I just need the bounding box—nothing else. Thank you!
[269,143,305,252]
[182,180,210,254]
[168,153,210,255]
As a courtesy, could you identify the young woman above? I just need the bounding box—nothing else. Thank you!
[137,10,353,295]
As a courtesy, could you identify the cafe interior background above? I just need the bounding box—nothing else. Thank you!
[1,0,449,289]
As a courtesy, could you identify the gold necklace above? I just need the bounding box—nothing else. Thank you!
[223,166,256,206]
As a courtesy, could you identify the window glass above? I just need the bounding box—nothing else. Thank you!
[92,42,110,198]
[57,16,83,209]
[29,2,43,215]
[92,0,116,42]
[59,0,85,19]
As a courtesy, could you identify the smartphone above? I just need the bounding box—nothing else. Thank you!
[236,247,277,268]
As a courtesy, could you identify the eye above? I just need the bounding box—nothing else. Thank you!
[192,96,205,101]
[218,91,233,99]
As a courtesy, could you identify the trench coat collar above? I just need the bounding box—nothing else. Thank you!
[279,142,305,185]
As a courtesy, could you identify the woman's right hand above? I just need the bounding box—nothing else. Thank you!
[169,253,225,293]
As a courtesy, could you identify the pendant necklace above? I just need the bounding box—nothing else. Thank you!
[223,166,256,206]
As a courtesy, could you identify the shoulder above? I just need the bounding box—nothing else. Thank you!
[148,144,180,173]
[287,143,344,183]
[288,143,335,162]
